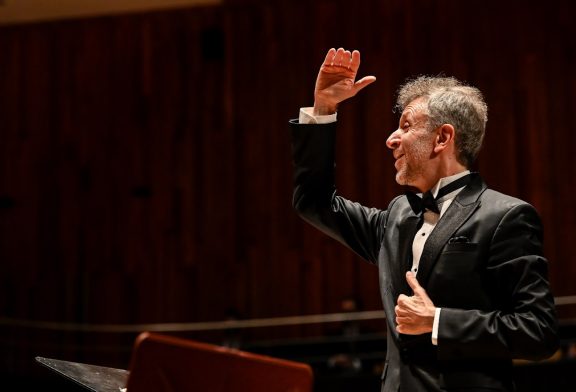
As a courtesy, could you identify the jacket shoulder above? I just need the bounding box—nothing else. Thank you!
[480,188,538,213]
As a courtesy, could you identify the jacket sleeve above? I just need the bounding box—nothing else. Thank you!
[437,203,559,361]
[290,120,387,264]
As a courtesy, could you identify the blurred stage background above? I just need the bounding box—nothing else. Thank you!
[1,0,575,390]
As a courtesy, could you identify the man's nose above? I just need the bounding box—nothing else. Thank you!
[386,129,401,150]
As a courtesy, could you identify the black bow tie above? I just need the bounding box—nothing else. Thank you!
[406,174,472,215]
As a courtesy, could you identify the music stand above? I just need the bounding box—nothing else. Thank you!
[37,331,313,392]
[35,356,128,392]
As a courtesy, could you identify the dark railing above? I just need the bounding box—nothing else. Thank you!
[2,297,576,392]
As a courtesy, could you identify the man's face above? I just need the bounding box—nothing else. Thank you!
[386,97,437,191]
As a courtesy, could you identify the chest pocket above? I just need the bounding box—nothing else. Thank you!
[429,242,486,308]
[437,242,479,275]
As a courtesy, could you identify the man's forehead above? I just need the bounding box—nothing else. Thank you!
[401,97,428,120]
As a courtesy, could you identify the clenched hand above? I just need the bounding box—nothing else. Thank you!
[395,271,436,335]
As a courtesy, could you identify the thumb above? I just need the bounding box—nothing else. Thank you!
[406,271,423,293]
[353,76,377,93]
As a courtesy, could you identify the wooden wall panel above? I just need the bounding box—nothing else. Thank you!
[1,0,575,379]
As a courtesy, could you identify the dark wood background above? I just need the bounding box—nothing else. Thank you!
[1,0,575,382]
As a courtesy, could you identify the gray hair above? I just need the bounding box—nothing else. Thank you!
[396,76,488,167]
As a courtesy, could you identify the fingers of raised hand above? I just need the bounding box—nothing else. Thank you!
[333,47,346,67]
[322,48,337,66]
[350,50,361,71]
[324,47,354,68]
[343,50,352,67]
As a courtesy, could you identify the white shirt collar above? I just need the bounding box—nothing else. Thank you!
[430,170,471,200]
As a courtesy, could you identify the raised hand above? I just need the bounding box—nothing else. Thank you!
[395,272,436,335]
[313,48,376,116]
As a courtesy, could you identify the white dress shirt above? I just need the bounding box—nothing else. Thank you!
[410,170,470,344]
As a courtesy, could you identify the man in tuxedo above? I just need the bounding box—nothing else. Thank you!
[289,48,558,391]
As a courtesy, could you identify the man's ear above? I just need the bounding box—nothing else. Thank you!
[433,124,455,154]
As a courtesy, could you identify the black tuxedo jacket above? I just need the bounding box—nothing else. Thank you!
[290,121,558,391]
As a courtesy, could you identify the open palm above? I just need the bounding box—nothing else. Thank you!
[313,48,376,115]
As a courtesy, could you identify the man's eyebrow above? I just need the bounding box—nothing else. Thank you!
[400,111,412,122]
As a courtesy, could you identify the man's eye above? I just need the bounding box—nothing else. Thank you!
[402,122,410,130]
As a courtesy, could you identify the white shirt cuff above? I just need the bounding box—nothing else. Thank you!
[432,307,441,345]
[299,107,337,124]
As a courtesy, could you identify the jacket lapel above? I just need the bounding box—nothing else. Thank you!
[415,174,486,288]
[394,213,422,296]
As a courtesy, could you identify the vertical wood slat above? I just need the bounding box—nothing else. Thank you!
[0,2,575,369]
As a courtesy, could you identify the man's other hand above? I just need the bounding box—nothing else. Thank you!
[395,271,436,335]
